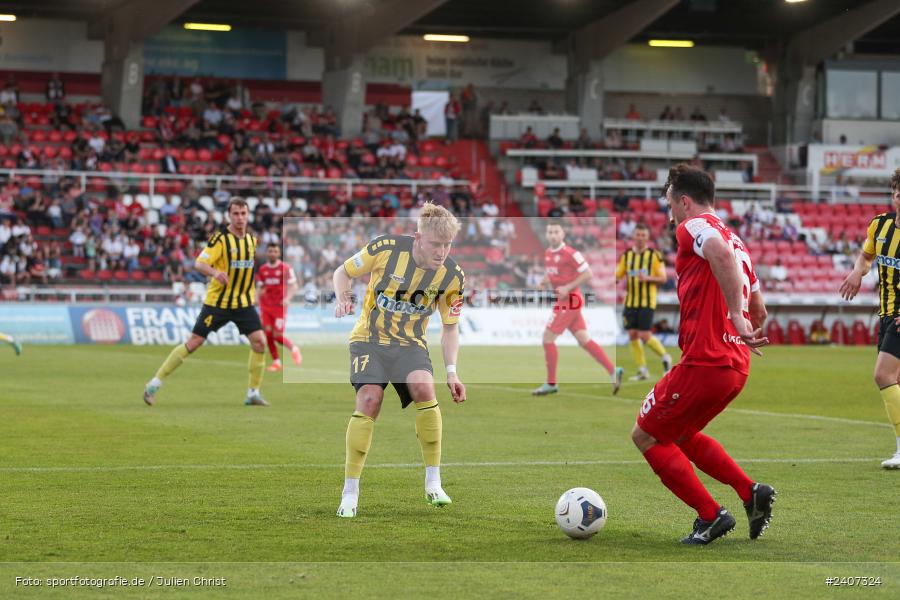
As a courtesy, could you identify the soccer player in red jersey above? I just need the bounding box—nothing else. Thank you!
[532,221,623,396]
[257,243,302,372]
[631,164,775,545]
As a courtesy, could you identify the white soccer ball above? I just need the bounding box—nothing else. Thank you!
[555,487,608,539]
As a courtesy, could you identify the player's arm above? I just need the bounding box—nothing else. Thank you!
[640,252,668,284]
[438,272,466,404]
[703,236,768,350]
[841,218,877,301]
[283,267,299,307]
[558,268,591,295]
[332,264,355,317]
[195,236,228,285]
[333,240,381,317]
[614,255,626,281]
[748,289,767,331]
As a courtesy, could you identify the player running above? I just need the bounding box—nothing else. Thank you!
[257,243,302,372]
[631,164,775,546]
[532,220,623,396]
[143,198,270,407]
[840,166,900,469]
[0,332,22,356]
[332,203,467,518]
[616,223,672,380]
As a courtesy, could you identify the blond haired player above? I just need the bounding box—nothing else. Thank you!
[332,202,466,517]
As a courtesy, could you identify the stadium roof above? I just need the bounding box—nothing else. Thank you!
[1,0,898,55]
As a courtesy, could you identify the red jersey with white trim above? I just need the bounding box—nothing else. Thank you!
[674,212,759,374]
[545,244,590,307]
[257,260,297,309]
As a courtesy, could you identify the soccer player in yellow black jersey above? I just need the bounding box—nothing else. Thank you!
[841,167,900,469]
[143,198,269,407]
[615,223,672,380]
[332,202,467,517]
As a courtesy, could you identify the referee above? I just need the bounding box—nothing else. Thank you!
[616,223,672,380]
[143,198,269,406]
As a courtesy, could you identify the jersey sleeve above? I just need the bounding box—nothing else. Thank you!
[615,254,626,279]
[285,265,297,285]
[438,267,465,325]
[343,236,391,278]
[863,218,879,256]
[197,233,224,267]
[571,249,589,273]
[650,251,665,278]
[682,217,723,260]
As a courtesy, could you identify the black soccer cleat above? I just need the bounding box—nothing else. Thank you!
[744,482,776,540]
[680,507,736,545]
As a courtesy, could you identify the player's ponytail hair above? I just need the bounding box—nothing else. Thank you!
[417,202,461,240]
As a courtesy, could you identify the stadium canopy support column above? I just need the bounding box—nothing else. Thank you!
[559,0,679,135]
[323,57,366,139]
[92,0,201,130]
[771,0,900,145]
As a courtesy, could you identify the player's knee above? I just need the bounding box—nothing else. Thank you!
[874,368,896,388]
[638,331,651,342]
[542,330,556,344]
[628,330,638,341]
[357,390,383,416]
[185,336,204,352]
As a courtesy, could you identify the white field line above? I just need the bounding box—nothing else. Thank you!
[0,457,883,474]
[480,384,892,429]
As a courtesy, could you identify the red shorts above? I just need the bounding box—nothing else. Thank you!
[546,306,587,335]
[260,305,286,334]
[636,364,747,444]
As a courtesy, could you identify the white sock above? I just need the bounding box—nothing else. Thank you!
[895,436,900,454]
[342,477,360,497]
[247,387,258,397]
[425,466,441,489]
[639,365,649,375]
[149,377,162,388]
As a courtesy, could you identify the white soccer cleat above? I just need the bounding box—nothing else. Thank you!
[244,392,269,406]
[881,452,900,469]
[337,494,358,518]
[425,487,452,507]
[143,381,159,406]
[628,370,649,382]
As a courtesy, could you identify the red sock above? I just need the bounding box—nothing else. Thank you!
[643,443,720,521]
[265,333,279,361]
[679,432,753,502]
[543,342,558,385]
[273,334,295,351]
[584,340,614,373]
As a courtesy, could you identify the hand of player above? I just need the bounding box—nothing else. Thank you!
[839,271,862,301]
[447,373,466,404]
[214,270,229,285]
[334,300,354,318]
[730,314,769,356]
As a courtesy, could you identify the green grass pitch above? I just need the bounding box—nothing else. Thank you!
[1,344,898,598]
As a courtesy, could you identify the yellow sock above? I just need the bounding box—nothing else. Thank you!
[645,335,666,357]
[415,399,442,467]
[345,412,375,478]
[248,349,265,390]
[154,344,190,380]
[880,384,900,436]
[629,339,646,369]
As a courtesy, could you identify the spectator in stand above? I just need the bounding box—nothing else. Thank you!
[189,78,205,112]
[770,258,788,287]
[202,104,224,128]
[29,247,48,285]
[625,103,641,120]
[123,238,141,273]
[0,218,11,247]
[673,107,685,121]
[47,199,63,229]
[46,241,62,280]
[527,99,545,115]
[0,75,19,108]
[547,127,564,150]
[445,94,460,142]
[718,107,730,123]
[613,189,629,212]
[460,83,478,138]
[46,73,65,104]
[17,146,39,169]
[0,113,19,145]
[519,126,538,149]
[164,253,184,282]
[0,251,16,284]
[618,213,637,238]
[604,128,623,149]
[690,106,707,122]
[69,226,87,257]
[574,128,592,149]
[658,105,673,120]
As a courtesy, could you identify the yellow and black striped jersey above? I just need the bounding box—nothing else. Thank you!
[343,234,465,348]
[616,247,665,309]
[196,228,258,309]
[864,212,900,316]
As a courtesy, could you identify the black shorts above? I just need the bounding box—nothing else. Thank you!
[192,304,263,338]
[877,315,900,359]
[349,341,434,409]
[623,307,655,331]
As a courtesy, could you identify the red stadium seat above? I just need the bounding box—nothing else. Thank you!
[830,320,849,345]
[786,320,806,345]
[79,270,96,280]
[765,320,784,345]
[850,320,870,346]
[97,270,113,281]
